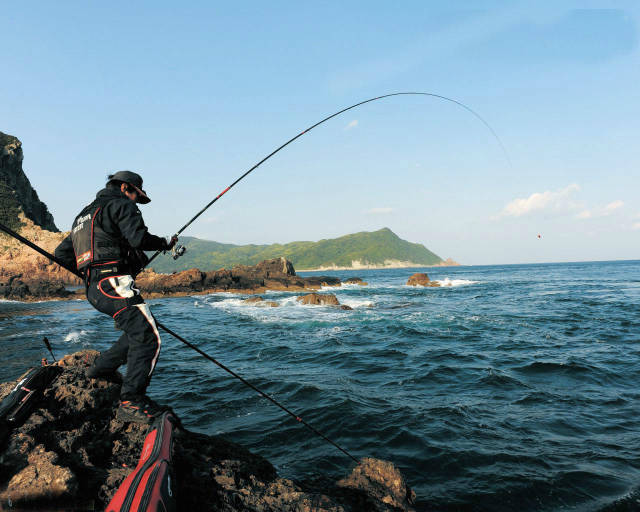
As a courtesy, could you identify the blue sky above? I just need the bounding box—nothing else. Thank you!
[2,2,638,265]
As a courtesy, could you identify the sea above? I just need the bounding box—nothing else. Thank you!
[1,260,639,511]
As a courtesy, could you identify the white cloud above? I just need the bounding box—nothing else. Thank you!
[365,207,394,215]
[603,200,624,214]
[345,120,358,130]
[500,184,580,217]
[576,200,624,220]
[633,222,640,231]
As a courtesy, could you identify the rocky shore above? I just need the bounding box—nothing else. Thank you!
[0,351,416,511]
[0,243,348,302]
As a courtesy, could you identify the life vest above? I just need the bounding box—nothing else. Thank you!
[70,197,126,270]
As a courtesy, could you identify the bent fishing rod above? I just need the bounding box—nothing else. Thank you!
[0,221,359,464]
[147,91,510,267]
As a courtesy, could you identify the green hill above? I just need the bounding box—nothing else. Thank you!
[149,228,443,273]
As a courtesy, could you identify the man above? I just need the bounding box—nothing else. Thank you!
[55,171,177,423]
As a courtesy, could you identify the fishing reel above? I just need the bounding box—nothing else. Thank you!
[172,244,187,260]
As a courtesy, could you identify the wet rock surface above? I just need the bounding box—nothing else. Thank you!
[0,350,416,511]
[344,277,368,286]
[406,273,440,287]
[297,293,341,306]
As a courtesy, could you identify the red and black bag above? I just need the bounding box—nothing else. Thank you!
[0,365,62,441]
[107,411,177,512]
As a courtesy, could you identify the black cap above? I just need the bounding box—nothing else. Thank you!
[108,170,151,204]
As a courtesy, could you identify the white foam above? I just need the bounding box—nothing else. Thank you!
[207,293,369,325]
[341,298,375,308]
[64,330,90,344]
[0,299,52,304]
[320,282,365,291]
[434,278,479,287]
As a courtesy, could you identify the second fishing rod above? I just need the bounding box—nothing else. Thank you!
[0,221,359,464]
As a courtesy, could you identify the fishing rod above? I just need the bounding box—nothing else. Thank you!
[0,221,359,464]
[146,91,510,267]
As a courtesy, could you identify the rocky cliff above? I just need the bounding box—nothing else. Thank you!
[0,351,416,511]
[0,132,58,232]
[0,215,81,300]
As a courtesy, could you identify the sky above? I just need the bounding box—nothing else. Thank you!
[1,1,639,265]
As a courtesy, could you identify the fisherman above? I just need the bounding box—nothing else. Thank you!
[55,171,177,423]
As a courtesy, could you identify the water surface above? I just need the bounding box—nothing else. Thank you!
[1,261,639,511]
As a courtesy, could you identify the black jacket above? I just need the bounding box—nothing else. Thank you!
[55,188,167,274]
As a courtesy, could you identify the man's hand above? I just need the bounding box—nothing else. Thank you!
[163,235,179,251]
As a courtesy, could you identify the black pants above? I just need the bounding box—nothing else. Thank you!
[86,269,161,400]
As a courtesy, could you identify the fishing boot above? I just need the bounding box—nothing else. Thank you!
[116,396,169,424]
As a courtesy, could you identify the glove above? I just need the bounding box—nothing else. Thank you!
[164,235,178,251]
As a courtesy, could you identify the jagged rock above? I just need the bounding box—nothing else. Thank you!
[244,257,296,277]
[0,351,416,510]
[0,132,58,232]
[297,293,340,306]
[407,273,440,287]
[303,276,342,288]
[344,277,368,286]
[340,305,353,311]
[0,445,77,505]
[243,296,265,304]
[337,458,416,512]
[133,260,344,300]
[0,212,81,300]
[0,274,72,301]
[136,268,206,295]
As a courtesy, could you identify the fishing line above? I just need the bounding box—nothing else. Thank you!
[0,220,359,464]
[146,91,511,267]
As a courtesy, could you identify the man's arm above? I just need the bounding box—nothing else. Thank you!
[54,234,77,271]
[110,199,174,251]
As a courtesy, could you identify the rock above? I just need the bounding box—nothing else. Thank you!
[135,259,314,298]
[340,305,353,311]
[344,277,368,286]
[337,458,416,512]
[0,132,58,232]
[265,301,279,307]
[243,296,264,304]
[407,273,440,287]
[303,276,342,288]
[432,257,460,267]
[297,293,340,306]
[0,351,417,510]
[0,445,78,505]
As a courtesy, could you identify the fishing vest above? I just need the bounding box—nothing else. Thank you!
[70,197,126,270]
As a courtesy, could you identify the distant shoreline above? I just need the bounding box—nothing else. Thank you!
[298,259,460,272]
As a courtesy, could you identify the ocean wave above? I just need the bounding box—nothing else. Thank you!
[320,282,366,291]
[64,329,91,344]
[340,298,374,308]
[209,294,373,312]
[434,278,479,287]
[205,294,368,325]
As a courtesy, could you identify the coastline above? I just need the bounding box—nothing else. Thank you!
[298,259,460,272]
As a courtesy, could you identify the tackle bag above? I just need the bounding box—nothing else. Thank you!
[0,365,62,439]
[107,411,177,512]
